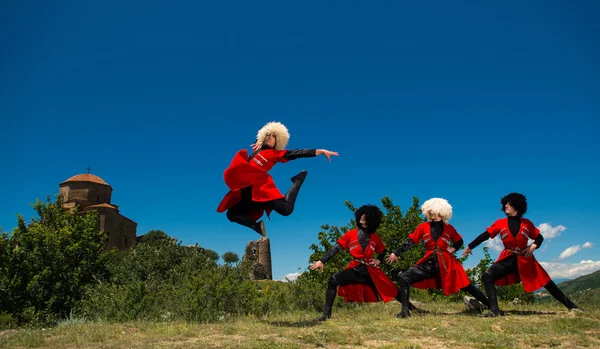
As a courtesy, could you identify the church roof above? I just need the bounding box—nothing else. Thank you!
[61,173,109,186]
[87,203,118,210]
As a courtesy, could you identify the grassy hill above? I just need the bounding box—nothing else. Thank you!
[557,270,600,294]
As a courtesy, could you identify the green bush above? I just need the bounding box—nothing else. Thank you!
[0,195,108,325]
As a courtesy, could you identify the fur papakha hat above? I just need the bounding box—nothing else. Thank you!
[255,121,290,150]
[421,197,453,223]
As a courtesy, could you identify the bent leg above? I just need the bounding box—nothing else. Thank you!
[226,187,265,235]
[395,258,438,318]
[481,255,518,316]
[461,283,489,310]
[269,170,308,216]
[314,267,368,321]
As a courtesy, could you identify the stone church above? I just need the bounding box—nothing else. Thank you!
[59,173,137,250]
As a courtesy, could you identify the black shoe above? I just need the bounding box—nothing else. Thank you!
[252,220,267,236]
[313,313,330,322]
[291,170,308,183]
[258,220,267,237]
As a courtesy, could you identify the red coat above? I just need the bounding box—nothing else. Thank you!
[336,229,398,303]
[216,149,290,221]
[487,218,551,292]
[409,222,471,295]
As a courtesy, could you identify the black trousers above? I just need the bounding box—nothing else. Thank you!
[397,257,441,286]
[328,264,374,289]
[396,255,489,306]
[226,186,295,232]
[482,254,579,311]
[227,187,293,218]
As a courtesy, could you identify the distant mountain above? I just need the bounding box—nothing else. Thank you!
[552,278,570,286]
[557,270,600,294]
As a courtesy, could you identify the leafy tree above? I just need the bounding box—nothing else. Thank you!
[138,230,219,263]
[303,196,424,284]
[201,248,220,263]
[222,252,240,265]
[139,230,172,245]
[0,194,108,324]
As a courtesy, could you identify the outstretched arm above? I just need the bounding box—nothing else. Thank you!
[310,243,343,272]
[385,238,415,263]
[282,149,338,161]
[462,231,490,257]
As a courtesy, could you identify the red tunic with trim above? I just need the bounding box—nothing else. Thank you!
[409,222,471,295]
[216,149,290,221]
[336,229,398,303]
[487,218,551,292]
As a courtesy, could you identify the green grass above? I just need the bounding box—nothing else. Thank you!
[1,301,598,348]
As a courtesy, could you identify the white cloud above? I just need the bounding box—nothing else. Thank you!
[281,272,300,282]
[484,238,504,252]
[538,223,566,239]
[540,260,600,279]
[558,245,582,260]
[583,242,594,249]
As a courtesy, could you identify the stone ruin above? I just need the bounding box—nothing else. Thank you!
[242,236,272,280]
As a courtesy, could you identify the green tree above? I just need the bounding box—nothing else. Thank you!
[0,194,109,324]
[201,248,220,263]
[303,196,424,284]
[222,252,240,265]
[139,230,172,245]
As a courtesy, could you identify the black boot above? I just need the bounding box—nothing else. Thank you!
[276,170,308,216]
[314,288,336,321]
[286,171,307,203]
[291,170,308,184]
[395,286,411,318]
[255,220,267,237]
[544,281,582,311]
[227,210,264,236]
[462,284,489,311]
[482,273,500,317]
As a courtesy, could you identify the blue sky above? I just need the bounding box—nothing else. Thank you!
[1,1,599,282]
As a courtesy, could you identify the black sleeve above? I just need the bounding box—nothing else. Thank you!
[377,249,387,263]
[533,233,544,248]
[283,149,317,161]
[393,238,415,256]
[452,238,464,251]
[319,243,343,264]
[467,231,491,250]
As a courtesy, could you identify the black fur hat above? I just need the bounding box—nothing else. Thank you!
[355,204,383,233]
[501,192,528,217]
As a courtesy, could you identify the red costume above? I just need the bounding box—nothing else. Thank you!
[408,222,471,295]
[336,229,398,302]
[486,218,552,292]
[216,148,290,221]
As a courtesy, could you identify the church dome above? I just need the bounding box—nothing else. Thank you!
[60,173,109,186]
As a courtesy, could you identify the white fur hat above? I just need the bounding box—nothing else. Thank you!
[255,121,290,150]
[421,198,453,222]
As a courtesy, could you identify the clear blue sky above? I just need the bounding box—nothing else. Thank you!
[2,1,599,282]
